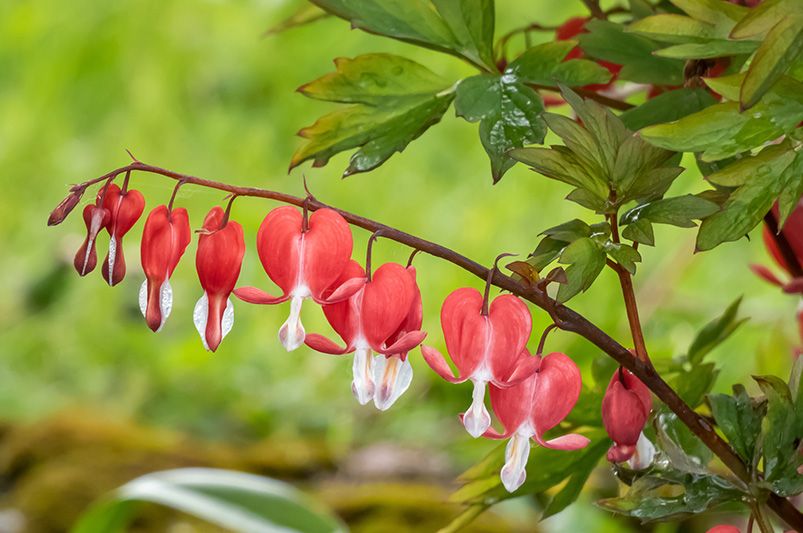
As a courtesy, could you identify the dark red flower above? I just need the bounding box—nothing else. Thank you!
[73,202,110,277]
[752,202,803,293]
[421,288,539,437]
[602,367,652,462]
[100,183,145,286]
[235,206,361,351]
[480,352,588,492]
[194,206,245,352]
[139,205,191,332]
[305,261,426,406]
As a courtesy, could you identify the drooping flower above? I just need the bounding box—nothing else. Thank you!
[602,367,652,462]
[752,202,803,294]
[480,352,589,492]
[73,202,110,277]
[305,260,426,406]
[234,206,361,351]
[420,287,540,438]
[139,205,191,332]
[372,264,423,411]
[100,183,145,286]
[706,526,740,533]
[194,206,245,352]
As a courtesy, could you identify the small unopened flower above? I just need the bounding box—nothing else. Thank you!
[101,183,145,286]
[194,206,245,352]
[235,206,362,351]
[73,200,110,277]
[602,367,652,462]
[305,260,426,406]
[48,188,84,226]
[139,205,191,332]
[421,288,540,438]
[481,352,589,492]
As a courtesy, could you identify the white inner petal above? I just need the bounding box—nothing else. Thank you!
[106,236,117,285]
[138,280,148,318]
[351,346,375,405]
[627,432,656,471]
[221,297,234,340]
[463,379,492,438]
[278,295,305,352]
[159,279,173,330]
[500,431,532,493]
[193,293,210,351]
[373,355,413,411]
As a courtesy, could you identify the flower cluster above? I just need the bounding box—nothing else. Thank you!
[58,179,655,493]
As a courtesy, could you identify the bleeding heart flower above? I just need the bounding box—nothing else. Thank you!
[602,367,652,462]
[100,183,145,286]
[73,202,110,277]
[420,287,540,438]
[139,205,191,332]
[706,526,740,533]
[194,206,245,352]
[752,202,803,294]
[234,206,361,352]
[372,264,423,411]
[305,260,426,406]
[479,352,589,492]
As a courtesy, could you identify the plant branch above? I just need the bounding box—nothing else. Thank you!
[581,0,606,19]
[608,213,650,364]
[58,161,803,531]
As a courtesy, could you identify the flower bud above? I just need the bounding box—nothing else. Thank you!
[602,367,652,462]
[48,189,84,226]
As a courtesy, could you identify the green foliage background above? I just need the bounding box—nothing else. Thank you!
[0,0,797,530]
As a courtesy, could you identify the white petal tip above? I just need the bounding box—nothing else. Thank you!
[372,355,413,411]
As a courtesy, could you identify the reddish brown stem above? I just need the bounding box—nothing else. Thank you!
[58,162,803,531]
[609,213,650,364]
[529,84,634,111]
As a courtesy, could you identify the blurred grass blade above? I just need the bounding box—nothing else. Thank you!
[266,5,329,36]
[71,468,346,533]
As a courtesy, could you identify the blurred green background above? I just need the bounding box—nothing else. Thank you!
[0,0,797,531]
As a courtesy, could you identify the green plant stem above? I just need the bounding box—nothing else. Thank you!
[57,161,803,531]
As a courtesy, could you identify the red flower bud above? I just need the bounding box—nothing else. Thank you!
[139,205,191,332]
[73,204,110,276]
[48,189,84,227]
[421,288,540,438]
[194,206,245,352]
[101,184,145,286]
[602,367,652,462]
[235,206,360,351]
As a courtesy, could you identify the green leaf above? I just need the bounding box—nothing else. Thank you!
[654,40,758,59]
[541,439,608,519]
[707,384,766,463]
[71,468,345,533]
[530,237,567,272]
[612,135,682,202]
[730,0,798,40]
[455,73,546,182]
[507,41,612,87]
[621,88,717,131]
[672,0,748,26]
[604,242,642,274]
[687,297,746,364]
[640,88,803,160]
[540,219,593,242]
[557,237,606,303]
[292,54,455,176]
[578,20,684,84]
[509,147,606,197]
[741,14,803,110]
[309,0,497,70]
[622,218,655,245]
[754,375,802,493]
[299,54,450,104]
[675,362,719,408]
[696,145,802,250]
[621,195,718,232]
[266,5,328,35]
[627,15,724,44]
